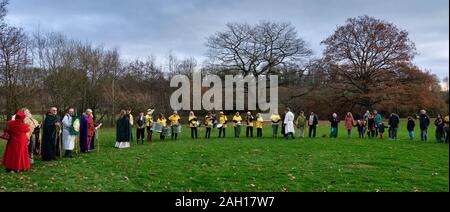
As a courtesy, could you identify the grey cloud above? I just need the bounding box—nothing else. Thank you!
[6,0,449,79]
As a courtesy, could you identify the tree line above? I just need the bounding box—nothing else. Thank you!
[0,0,447,127]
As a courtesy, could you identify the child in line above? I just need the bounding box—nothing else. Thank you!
[378,122,386,139]
[356,119,365,138]
[407,116,415,141]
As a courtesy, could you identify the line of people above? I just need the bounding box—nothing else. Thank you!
[1,107,102,173]
[324,109,448,143]
[117,108,449,144]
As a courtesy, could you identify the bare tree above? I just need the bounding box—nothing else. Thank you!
[0,0,7,23]
[322,15,417,109]
[206,21,312,76]
[0,24,33,116]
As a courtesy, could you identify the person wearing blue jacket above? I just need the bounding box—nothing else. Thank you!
[373,110,382,138]
[419,109,431,142]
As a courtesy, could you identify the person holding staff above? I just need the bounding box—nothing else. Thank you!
[62,108,76,157]
[41,107,61,161]
[12,108,40,163]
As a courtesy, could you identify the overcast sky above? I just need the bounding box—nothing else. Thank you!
[6,0,449,80]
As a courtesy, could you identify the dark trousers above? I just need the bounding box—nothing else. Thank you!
[358,129,364,138]
[367,129,375,138]
[160,133,165,140]
[219,128,226,138]
[444,126,449,143]
[234,126,241,137]
[205,127,211,138]
[285,132,295,139]
[146,126,153,142]
[257,128,262,138]
[191,127,198,139]
[391,128,398,139]
[436,129,445,142]
[137,128,145,143]
[281,124,286,137]
[246,127,253,137]
[171,133,178,140]
[309,125,316,138]
[64,150,73,158]
[171,126,178,140]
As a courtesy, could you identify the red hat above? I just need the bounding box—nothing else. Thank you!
[15,111,26,122]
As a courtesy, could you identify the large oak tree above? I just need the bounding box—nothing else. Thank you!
[322,15,417,110]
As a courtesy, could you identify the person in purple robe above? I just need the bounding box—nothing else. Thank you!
[79,113,89,153]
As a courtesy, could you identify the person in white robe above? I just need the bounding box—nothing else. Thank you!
[62,108,76,158]
[284,107,295,139]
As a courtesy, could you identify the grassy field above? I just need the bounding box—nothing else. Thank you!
[0,121,448,192]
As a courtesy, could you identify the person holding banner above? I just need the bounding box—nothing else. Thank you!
[62,108,76,158]
[188,111,198,139]
[204,112,213,139]
[157,114,167,141]
[218,112,228,138]
[169,111,181,140]
[146,109,154,142]
[232,112,242,138]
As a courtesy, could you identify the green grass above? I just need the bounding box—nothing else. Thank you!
[0,121,448,192]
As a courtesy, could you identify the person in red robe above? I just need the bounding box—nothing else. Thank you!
[86,109,95,152]
[2,111,31,172]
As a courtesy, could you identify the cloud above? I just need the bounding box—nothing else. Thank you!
[5,0,449,79]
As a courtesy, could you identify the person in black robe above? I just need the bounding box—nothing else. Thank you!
[281,110,287,137]
[41,107,61,161]
[115,110,131,149]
